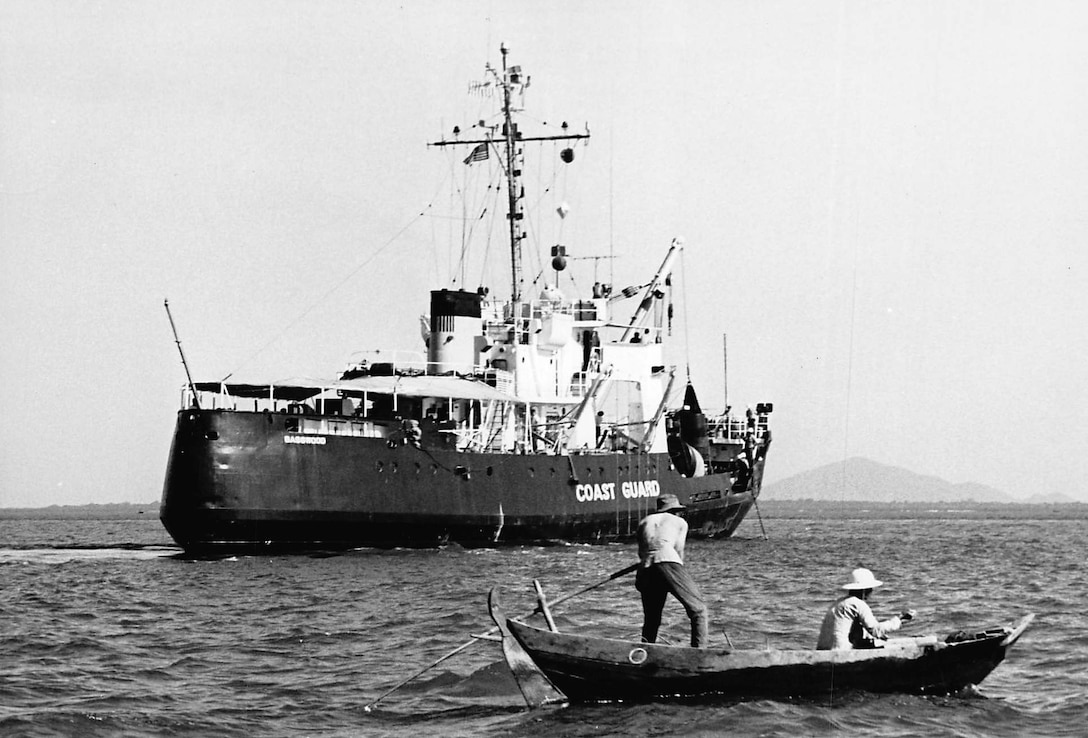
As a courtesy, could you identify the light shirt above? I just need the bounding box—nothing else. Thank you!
[816,594,903,650]
[637,511,688,566]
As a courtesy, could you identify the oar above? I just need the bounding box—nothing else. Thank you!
[544,562,638,610]
[489,587,567,708]
[362,562,638,711]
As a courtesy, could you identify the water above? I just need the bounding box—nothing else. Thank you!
[2,513,1085,737]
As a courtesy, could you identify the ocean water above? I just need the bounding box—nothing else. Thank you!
[1,512,1085,737]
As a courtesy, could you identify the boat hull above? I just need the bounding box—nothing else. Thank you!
[160,409,765,554]
[504,615,1033,702]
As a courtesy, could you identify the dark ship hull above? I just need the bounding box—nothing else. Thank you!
[161,407,767,555]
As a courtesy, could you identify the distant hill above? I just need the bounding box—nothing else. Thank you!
[763,457,1076,503]
[0,502,160,520]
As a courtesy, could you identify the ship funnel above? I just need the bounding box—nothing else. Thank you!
[428,289,483,374]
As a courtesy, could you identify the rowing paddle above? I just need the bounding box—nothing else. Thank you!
[363,562,638,711]
[488,587,567,708]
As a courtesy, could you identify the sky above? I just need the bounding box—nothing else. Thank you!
[2,0,1086,508]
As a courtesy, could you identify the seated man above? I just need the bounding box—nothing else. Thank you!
[816,567,916,650]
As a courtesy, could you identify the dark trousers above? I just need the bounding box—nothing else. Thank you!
[636,562,709,648]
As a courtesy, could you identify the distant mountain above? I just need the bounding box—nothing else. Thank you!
[1022,491,1080,504]
[0,502,160,520]
[764,457,1020,503]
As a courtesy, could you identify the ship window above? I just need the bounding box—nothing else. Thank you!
[285,418,299,432]
[205,431,219,441]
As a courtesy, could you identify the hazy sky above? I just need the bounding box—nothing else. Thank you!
[2,1,1086,508]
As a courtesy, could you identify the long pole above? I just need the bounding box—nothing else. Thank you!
[753,495,768,540]
[722,333,728,411]
[164,299,200,410]
[500,43,522,303]
[363,563,638,711]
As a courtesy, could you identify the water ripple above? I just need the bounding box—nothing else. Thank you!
[1,515,1084,737]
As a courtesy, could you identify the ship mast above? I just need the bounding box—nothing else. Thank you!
[499,44,525,302]
[429,44,589,304]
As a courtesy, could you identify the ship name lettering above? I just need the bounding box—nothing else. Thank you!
[574,482,616,503]
[284,435,327,445]
[620,480,661,499]
[574,480,661,503]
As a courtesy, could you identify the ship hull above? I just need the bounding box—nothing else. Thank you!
[160,409,766,555]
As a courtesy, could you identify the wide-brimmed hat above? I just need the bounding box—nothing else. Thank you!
[841,567,883,590]
[656,494,685,512]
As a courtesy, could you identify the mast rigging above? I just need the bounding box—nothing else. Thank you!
[428,43,589,303]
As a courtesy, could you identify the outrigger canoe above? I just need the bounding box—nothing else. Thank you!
[487,587,1033,706]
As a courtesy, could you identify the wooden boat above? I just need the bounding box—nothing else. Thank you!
[488,587,1034,706]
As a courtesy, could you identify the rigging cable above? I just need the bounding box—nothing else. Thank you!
[476,176,502,291]
[222,172,452,382]
[679,244,692,381]
[841,202,860,505]
[454,163,498,287]
[830,0,851,509]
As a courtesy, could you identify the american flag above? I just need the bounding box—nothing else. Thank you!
[463,143,489,165]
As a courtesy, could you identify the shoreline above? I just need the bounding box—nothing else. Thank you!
[2,498,1085,521]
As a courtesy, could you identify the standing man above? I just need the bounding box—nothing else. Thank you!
[636,494,709,648]
[816,567,916,650]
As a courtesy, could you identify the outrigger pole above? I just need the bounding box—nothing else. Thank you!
[164,299,200,410]
[363,563,637,712]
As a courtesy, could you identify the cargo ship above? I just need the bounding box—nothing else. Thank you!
[160,44,772,555]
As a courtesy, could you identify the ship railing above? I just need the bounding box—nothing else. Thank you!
[182,386,260,412]
[706,414,771,444]
[488,297,605,329]
[491,370,515,394]
[295,416,388,439]
[342,350,434,376]
[178,387,318,415]
[343,350,503,379]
